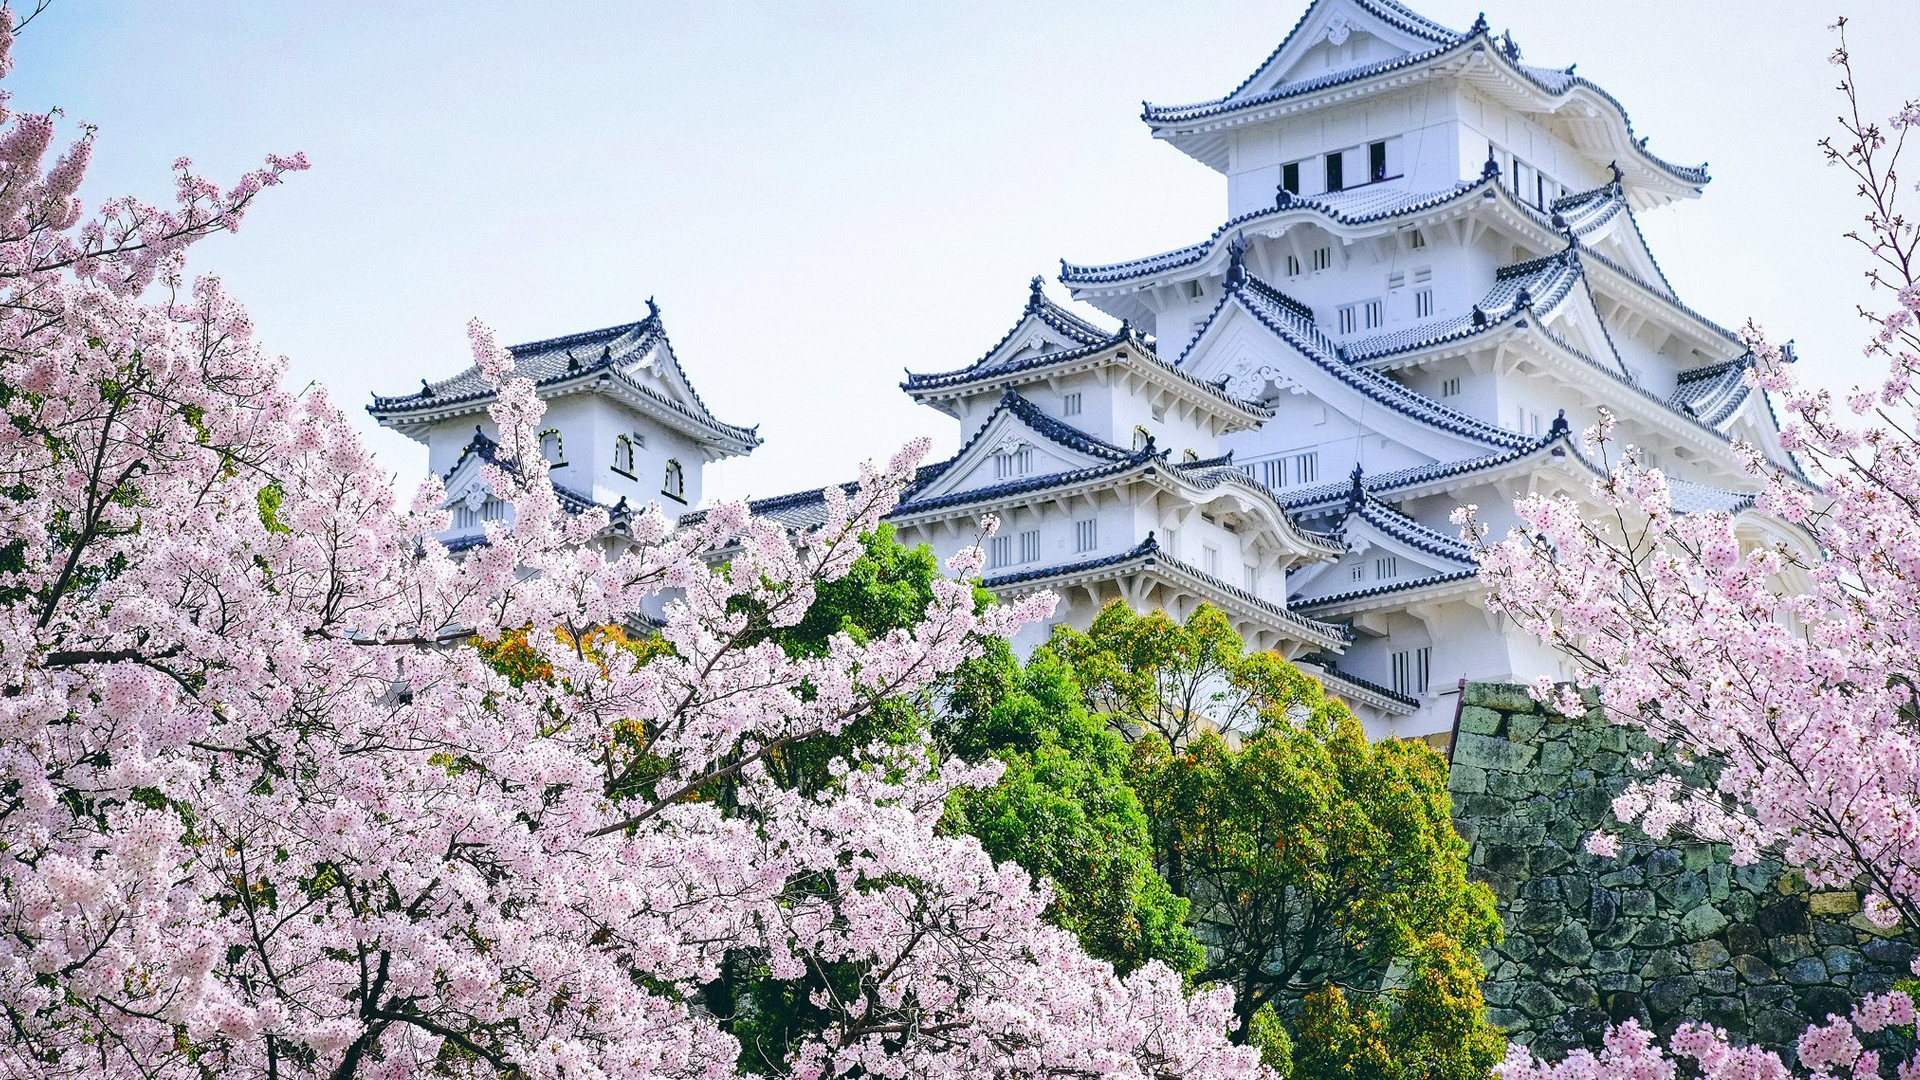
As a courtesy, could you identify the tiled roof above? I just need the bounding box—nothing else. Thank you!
[951,277,1114,369]
[1060,180,1481,287]
[1340,493,1477,564]
[1300,657,1421,711]
[986,535,1352,648]
[438,427,606,517]
[1141,22,1709,189]
[1669,356,1756,427]
[1210,270,1535,450]
[902,308,1272,419]
[367,307,760,450]
[1282,430,1567,511]
[1342,249,1584,363]
[1293,568,1481,612]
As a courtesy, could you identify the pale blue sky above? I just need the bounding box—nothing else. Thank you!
[11,2,1920,502]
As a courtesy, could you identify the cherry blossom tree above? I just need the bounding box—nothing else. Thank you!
[0,15,1264,1080]
[1463,21,1920,1079]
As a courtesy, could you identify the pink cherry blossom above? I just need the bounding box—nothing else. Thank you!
[1475,31,1920,1077]
[0,19,1263,1080]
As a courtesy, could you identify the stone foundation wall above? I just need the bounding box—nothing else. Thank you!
[1448,682,1915,1060]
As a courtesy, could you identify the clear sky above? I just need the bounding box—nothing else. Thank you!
[10,2,1920,504]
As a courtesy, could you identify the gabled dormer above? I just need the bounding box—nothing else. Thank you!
[369,302,758,525]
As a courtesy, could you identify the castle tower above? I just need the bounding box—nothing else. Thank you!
[368,303,759,551]
[1052,0,1803,737]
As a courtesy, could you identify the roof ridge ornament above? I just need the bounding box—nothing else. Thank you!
[645,296,660,320]
[1499,29,1521,60]
[1471,305,1488,328]
[419,378,434,397]
[1276,184,1294,209]
[1549,409,1569,438]
[1481,145,1502,181]
[1514,286,1534,310]
[1345,462,1366,511]
[1225,237,1248,290]
[1468,12,1488,35]
[1027,275,1047,314]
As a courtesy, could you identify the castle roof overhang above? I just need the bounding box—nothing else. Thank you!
[1297,657,1421,715]
[1191,270,1536,454]
[902,332,1273,430]
[1141,20,1706,209]
[986,536,1353,652]
[367,311,761,458]
[1293,566,1482,617]
[888,392,1344,563]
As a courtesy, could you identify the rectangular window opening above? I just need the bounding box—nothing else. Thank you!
[1369,141,1388,183]
[1311,247,1332,272]
[1363,299,1383,329]
[1019,529,1041,564]
[1376,555,1398,579]
[1324,151,1344,192]
[1414,289,1434,318]
[1442,376,1461,397]
[1075,518,1097,554]
[1063,391,1082,417]
[1338,305,1358,334]
[1281,161,1301,194]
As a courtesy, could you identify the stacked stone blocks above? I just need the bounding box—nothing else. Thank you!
[1448,682,1915,1059]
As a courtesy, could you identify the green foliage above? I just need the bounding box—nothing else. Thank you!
[940,641,1204,976]
[1053,601,1503,1076]
[1247,1002,1294,1077]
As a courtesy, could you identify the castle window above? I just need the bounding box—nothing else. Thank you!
[613,435,636,477]
[1244,564,1258,591]
[988,535,1012,569]
[1186,279,1204,299]
[1286,451,1319,485]
[1019,529,1041,564]
[1409,228,1427,249]
[1392,646,1432,696]
[1387,272,1405,290]
[1376,555,1398,579]
[994,446,1033,480]
[1165,528,1179,557]
[662,459,685,501]
[1075,518,1098,553]
[1259,459,1285,489]
[1063,392,1082,417]
[1368,141,1388,183]
[1310,246,1331,272]
[1281,161,1301,195]
[1202,545,1221,576]
[1286,254,1303,276]
[1337,305,1358,334]
[1442,376,1461,397]
[1363,299,1383,329]
[1415,289,1434,318]
[539,428,566,466]
[1350,564,1366,582]
[452,496,511,531]
[1324,151,1344,193]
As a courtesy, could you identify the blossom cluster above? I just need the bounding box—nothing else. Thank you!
[1470,32,1920,1075]
[0,23,1264,1080]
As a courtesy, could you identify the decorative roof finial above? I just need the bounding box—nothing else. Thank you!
[1225,237,1248,290]
[1345,463,1366,511]
[1027,275,1046,313]
[646,296,660,320]
[1481,145,1502,181]
[1550,211,1567,230]
[419,378,434,397]
[1549,409,1569,438]
[1514,287,1533,309]
[1471,305,1488,328]
[1607,160,1623,185]
[1499,30,1521,60]
[1118,318,1133,340]
[1469,11,1488,34]
[600,344,613,364]
[567,349,582,371]
[1276,184,1294,209]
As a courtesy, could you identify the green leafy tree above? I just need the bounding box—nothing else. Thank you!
[1055,602,1503,1078]
[940,641,1205,976]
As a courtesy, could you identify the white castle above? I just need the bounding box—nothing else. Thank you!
[372,0,1801,742]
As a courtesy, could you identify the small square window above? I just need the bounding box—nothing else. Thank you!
[1075,518,1098,553]
[1442,376,1461,397]
[1063,392,1082,417]
[1281,161,1301,194]
[1019,529,1041,564]
[1368,141,1388,183]
[1414,289,1434,318]
[1324,152,1344,193]
[1311,246,1332,272]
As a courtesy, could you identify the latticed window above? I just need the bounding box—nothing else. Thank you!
[1075,518,1098,553]
[1019,530,1041,564]
[613,435,635,476]
[662,459,685,500]
[1392,647,1432,696]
